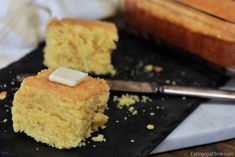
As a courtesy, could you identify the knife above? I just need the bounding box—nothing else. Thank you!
[16,74,235,100]
[106,80,235,100]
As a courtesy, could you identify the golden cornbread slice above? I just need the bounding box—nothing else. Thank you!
[44,18,118,75]
[12,69,109,149]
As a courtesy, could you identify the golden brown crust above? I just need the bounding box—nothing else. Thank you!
[47,17,117,35]
[125,0,235,68]
[176,0,235,23]
[22,69,109,101]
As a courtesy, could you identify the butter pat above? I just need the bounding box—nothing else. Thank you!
[49,67,88,86]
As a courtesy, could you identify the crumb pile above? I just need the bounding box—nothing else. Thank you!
[113,94,152,115]
[113,94,140,109]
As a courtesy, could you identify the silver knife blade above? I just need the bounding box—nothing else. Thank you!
[105,79,155,93]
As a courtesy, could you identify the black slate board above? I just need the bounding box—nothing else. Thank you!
[0,31,228,157]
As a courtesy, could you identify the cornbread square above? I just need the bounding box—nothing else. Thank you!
[12,69,109,149]
[44,18,118,75]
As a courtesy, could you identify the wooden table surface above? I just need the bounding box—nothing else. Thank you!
[150,139,235,157]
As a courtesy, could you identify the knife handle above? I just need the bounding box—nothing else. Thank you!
[157,85,235,100]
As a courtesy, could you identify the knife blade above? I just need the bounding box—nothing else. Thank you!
[106,79,235,100]
[105,80,156,93]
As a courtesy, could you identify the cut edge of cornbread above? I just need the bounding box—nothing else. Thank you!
[12,69,110,149]
[44,18,118,75]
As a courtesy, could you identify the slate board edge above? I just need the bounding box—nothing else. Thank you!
[140,99,199,157]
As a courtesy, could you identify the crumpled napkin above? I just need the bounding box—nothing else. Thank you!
[0,0,121,69]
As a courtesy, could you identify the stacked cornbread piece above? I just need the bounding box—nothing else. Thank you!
[12,69,109,149]
[44,18,118,75]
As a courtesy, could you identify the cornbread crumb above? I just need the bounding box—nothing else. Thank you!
[0,84,7,88]
[146,124,155,130]
[36,147,39,151]
[101,125,106,129]
[144,64,154,71]
[165,80,171,84]
[132,110,138,115]
[2,119,7,123]
[0,91,7,100]
[154,66,163,73]
[79,142,86,147]
[44,18,118,75]
[141,95,152,103]
[128,106,135,112]
[130,139,135,143]
[127,106,138,115]
[150,112,155,116]
[91,134,106,142]
[144,64,163,73]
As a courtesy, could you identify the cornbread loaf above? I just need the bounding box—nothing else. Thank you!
[12,69,109,149]
[44,18,118,75]
[125,0,235,69]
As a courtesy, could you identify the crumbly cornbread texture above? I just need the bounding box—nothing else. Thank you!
[44,18,118,75]
[12,69,109,149]
[0,91,7,100]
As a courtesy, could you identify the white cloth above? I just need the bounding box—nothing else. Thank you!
[0,0,121,69]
